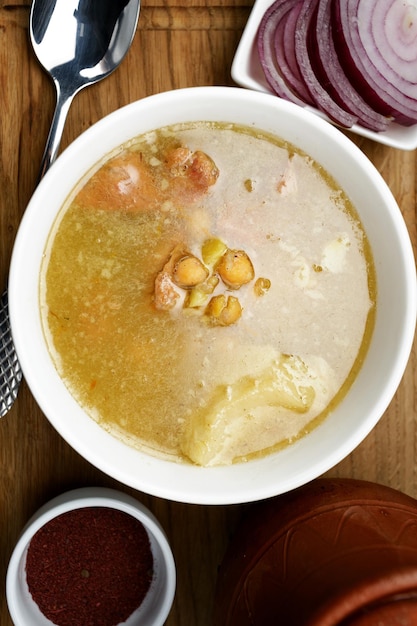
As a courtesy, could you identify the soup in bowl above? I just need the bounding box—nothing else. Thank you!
[9,87,416,504]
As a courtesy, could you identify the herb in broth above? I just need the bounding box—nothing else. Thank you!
[41,122,376,466]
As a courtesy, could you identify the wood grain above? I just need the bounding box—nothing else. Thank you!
[0,2,416,624]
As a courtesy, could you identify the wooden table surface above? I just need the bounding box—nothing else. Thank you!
[0,1,416,624]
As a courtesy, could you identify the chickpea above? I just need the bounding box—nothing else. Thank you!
[205,294,242,326]
[172,255,209,289]
[219,296,242,326]
[205,294,225,318]
[216,249,255,289]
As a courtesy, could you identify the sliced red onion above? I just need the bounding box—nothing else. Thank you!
[257,0,308,105]
[294,0,358,127]
[311,0,390,131]
[275,2,315,104]
[332,0,417,125]
[256,0,417,131]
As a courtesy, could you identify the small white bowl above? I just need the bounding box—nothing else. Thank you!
[231,0,417,150]
[8,86,417,505]
[6,487,176,626]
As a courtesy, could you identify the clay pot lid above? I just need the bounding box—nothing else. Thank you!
[214,478,417,626]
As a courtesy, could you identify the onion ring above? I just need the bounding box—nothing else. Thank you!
[332,0,417,125]
[294,0,358,127]
[257,0,308,105]
[312,0,390,131]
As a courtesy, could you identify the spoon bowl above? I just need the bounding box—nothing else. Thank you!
[30,0,141,178]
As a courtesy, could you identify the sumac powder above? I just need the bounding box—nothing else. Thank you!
[25,506,154,626]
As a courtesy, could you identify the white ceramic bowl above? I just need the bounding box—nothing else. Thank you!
[8,86,417,505]
[6,487,176,626]
[231,0,417,151]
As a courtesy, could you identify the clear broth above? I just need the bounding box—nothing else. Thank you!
[41,123,376,466]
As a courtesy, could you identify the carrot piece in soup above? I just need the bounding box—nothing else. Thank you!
[77,151,162,213]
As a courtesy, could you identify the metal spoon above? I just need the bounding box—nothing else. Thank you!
[0,0,140,417]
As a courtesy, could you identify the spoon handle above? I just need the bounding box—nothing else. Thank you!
[37,82,76,183]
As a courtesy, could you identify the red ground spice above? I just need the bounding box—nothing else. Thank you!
[25,506,154,626]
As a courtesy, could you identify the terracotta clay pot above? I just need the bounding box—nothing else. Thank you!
[214,479,417,625]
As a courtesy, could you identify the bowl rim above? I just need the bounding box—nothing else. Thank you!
[6,487,176,626]
[8,86,417,505]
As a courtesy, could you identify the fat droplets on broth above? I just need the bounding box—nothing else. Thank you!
[40,122,375,466]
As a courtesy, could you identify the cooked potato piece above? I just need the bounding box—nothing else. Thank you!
[184,288,209,309]
[201,238,228,267]
[184,275,219,309]
[216,249,255,289]
[181,354,318,466]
